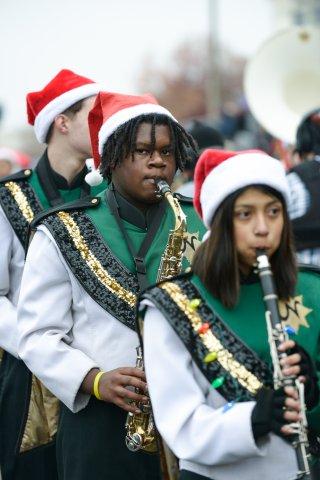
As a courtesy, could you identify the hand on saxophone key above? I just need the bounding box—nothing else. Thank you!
[81,367,149,413]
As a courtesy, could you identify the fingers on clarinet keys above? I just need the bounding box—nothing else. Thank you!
[278,339,296,354]
[279,387,301,436]
[251,387,301,440]
[279,340,303,377]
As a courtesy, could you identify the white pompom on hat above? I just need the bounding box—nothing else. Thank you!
[84,158,103,186]
[26,69,102,143]
[193,149,290,228]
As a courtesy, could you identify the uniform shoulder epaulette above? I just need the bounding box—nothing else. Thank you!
[31,196,101,229]
[0,168,33,184]
[298,263,320,276]
[173,192,193,204]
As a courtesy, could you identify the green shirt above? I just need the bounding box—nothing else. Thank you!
[29,166,105,210]
[86,188,206,286]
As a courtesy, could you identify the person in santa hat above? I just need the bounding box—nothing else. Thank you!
[138,149,320,480]
[0,147,31,178]
[16,91,206,479]
[0,69,106,480]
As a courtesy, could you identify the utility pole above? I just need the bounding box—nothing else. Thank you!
[206,0,221,121]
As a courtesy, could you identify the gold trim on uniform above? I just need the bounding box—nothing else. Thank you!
[5,181,35,223]
[20,375,59,452]
[160,282,263,395]
[58,211,137,308]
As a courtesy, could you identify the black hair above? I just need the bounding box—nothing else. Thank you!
[192,184,297,308]
[100,113,198,182]
[295,108,320,157]
[189,120,224,150]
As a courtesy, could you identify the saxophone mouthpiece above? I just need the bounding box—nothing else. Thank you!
[155,178,171,196]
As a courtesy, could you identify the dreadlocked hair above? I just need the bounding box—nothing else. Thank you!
[100,113,198,182]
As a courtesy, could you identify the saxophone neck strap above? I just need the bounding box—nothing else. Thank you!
[106,186,166,291]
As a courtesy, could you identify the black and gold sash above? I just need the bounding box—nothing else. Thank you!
[141,274,273,402]
[40,204,139,331]
[0,169,42,250]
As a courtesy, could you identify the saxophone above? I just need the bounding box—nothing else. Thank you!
[125,179,187,454]
[256,249,313,480]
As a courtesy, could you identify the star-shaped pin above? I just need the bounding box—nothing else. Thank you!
[279,295,312,333]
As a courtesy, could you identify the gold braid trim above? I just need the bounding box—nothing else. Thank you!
[20,376,59,452]
[160,282,262,395]
[5,181,35,223]
[57,211,137,308]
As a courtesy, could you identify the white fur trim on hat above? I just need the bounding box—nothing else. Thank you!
[98,103,177,154]
[34,83,103,143]
[200,153,289,228]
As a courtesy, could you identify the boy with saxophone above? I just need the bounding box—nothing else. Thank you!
[16,91,206,480]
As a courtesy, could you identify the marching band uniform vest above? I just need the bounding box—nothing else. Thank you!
[17,187,205,480]
[0,152,105,480]
[140,268,320,480]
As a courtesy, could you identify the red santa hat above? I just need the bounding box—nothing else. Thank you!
[0,147,30,169]
[194,149,290,228]
[27,69,102,143]
[88,91,177,171]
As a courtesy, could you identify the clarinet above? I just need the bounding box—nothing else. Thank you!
[255,249,313,480]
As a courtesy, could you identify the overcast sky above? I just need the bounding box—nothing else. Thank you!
[0,0,274,130]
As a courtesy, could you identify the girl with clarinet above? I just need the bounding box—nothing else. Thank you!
[139,149,320,480]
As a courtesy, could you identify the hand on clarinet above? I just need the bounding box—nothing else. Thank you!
[251,385,301,440]
[252,339,319,441]
[279,339,319,409]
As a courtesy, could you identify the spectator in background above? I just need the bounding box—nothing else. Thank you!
[0,147,30,178]
[286,108,320,266]
[177,120,224,197]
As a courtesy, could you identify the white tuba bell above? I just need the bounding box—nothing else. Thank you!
[244,26,320,145]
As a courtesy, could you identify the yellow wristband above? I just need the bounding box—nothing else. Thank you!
[93,371,104,400]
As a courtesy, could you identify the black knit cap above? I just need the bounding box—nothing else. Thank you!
[189,120,224,151]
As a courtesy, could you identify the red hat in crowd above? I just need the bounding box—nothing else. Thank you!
[0,147,31,169]
[194,149,290,228]
[26,69,102,143]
